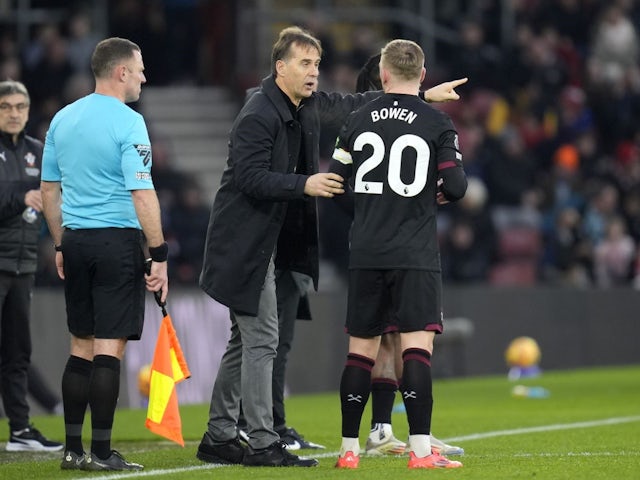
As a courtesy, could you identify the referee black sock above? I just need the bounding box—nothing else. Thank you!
[89,355,120,459]
[370,377,397,427]
[400,348,433,435]
[340,353,375,438]
[62,355,93,455]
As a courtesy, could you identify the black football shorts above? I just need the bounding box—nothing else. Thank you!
[62,228,146,340]
[346,269,443,338]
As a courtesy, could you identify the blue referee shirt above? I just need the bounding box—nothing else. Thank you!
[42,93,154,229]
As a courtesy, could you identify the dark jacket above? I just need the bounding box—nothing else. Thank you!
[0,130,43,274]
[200,75,379,315]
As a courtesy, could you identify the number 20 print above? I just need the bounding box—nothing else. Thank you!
[353,132,430,197]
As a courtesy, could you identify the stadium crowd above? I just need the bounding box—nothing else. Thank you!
[2,0,640,289]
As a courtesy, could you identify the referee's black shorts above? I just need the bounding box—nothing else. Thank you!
[61,227,146,340]
[346,269,444,338]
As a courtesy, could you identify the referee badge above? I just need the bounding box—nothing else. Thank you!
[134,144,152,166]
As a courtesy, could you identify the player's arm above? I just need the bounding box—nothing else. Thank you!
[422,78,468,103]
[438,166,467,203]
[328,140,355,218]
[437,129,467,202]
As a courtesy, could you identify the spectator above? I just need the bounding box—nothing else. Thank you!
[23,29,73,108]
[442,177,497,283]
[168,180,209,284]
[66,10,100,75]
[543,206,592,286]
[593,215,636,287]
[448,18,504,91]
[582,182,621,246]
[588,5,639,88]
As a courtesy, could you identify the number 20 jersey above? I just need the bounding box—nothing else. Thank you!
[331,93,463,271]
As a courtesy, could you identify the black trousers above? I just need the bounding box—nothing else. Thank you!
[0,272,34,432]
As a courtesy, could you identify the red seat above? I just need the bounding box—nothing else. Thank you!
[497,227,542,259]
[489,260,538,286]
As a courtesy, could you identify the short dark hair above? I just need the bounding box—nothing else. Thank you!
[356,53,382,93]
[91,37,141,79]
[0,79,29,101]
[271,26,322,77]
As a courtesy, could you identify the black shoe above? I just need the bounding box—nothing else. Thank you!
[197,433,245,464]
[60,450,87,470]
[243,440,319,467]
[277,426,325,450]
[5,425,63,452]
[83,450,143,471]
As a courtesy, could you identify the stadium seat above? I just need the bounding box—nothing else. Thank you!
[497,227,542,259]
[489,260,538,286]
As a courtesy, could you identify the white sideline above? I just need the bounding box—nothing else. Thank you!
[444,415,640,442]
[71,415,640,480]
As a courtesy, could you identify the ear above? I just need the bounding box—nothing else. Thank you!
[420,67,426,83]
[275,59,286,77]
[117,64,128,82]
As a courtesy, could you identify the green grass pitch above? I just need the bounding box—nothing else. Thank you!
[1,365,639,479]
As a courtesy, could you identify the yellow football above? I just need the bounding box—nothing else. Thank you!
[138,364,152,397]
[505,336,541,367]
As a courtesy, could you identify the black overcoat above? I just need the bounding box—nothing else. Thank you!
[199,75,379,316]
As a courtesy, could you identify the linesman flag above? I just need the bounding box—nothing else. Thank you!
[145,290,191,446]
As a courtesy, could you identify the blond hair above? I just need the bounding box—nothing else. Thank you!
[380,39,424,82]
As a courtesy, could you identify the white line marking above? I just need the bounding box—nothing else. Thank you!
[514,451,640,457]
[70,415,640,480]
[73,463,230,480]
[444,415,640,442]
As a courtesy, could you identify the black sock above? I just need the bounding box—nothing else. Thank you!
[370,378,397,427]
[400,348,432,435]
[340,353,374,438]
[89,355,120,459]
[62,355,93,455]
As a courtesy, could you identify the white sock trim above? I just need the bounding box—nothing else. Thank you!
[340,437,360,456]
[408,434,431,458]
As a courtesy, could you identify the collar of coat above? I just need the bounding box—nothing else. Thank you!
[260,75,309,124]
[0,129,25,149]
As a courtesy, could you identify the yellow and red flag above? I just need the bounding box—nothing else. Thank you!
[145,313,191,446]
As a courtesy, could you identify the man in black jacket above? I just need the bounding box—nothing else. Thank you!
[0,80,62,452]
[197,26,466,468]
[197,26,346,468]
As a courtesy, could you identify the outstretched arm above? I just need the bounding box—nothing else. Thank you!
[423,78,468,103]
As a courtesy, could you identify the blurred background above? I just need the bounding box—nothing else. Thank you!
[2,0,640,408]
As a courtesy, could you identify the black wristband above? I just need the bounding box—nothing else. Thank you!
[54,244,62,252]
[149,242,169,262]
